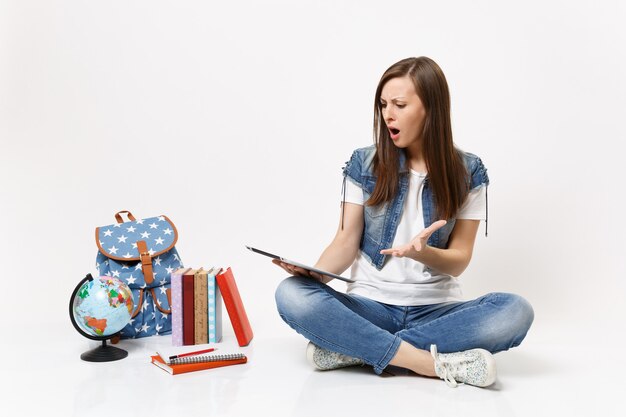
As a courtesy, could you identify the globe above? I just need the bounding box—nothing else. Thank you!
[72,276,134,337]
[69,274,134,361]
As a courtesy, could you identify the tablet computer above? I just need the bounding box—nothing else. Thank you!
[245,245,355,283]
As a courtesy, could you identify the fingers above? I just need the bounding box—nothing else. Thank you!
[380,247,408,257]
[272,259,294,274]
[416,219,447,240]
[292,265,310,276]
[309,271,323,281]
[282,263,299,276]
[272,260,311,277]
[271,259,289,273]
[380,221,446,257]
[425,219,447,234]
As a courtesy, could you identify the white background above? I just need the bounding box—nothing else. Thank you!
[1,0,624,415]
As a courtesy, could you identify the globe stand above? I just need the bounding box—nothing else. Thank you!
[69,274,130,362]
[80,339,128,362]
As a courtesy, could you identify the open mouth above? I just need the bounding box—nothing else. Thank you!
[389,128,400,138]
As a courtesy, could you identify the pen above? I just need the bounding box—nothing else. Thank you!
[169,348,215,360]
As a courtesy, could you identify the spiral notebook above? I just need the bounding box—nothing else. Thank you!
[168,353,245,365]
[151,352,247,375]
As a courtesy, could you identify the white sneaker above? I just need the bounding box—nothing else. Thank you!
[306,342,364,371]
[430,344,497,388]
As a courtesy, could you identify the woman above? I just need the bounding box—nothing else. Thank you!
[273,57,534,388]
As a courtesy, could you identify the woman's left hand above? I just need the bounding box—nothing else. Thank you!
[380,220,447,258]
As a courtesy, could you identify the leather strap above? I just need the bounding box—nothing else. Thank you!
[115,210,137,224]
[151,288,172,314]
[130,289,144,319]
[136,240,154,284]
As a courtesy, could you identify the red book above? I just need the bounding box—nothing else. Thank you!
[182,269,197,345]
[216,267,253,346]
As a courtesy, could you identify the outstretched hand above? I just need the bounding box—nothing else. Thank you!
[380,220,447,258]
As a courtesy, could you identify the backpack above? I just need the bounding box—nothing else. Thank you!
[95,211,184,339]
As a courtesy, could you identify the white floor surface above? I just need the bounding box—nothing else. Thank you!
[3,317,624,417]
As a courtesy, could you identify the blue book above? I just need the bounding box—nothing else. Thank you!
[207,267,223,343]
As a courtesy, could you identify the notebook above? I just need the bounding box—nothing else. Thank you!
[151,353,247,375]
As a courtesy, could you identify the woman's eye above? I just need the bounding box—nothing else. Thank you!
[380,103,387,108]
[397,104,406,109]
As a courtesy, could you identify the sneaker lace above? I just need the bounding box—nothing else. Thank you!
[430,345,462,388]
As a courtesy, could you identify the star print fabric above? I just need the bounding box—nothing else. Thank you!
[95,214,184,339]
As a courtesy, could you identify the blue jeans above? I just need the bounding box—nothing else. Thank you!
[275,276,534,374]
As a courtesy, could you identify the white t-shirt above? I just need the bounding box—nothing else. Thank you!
[343,169,487,306]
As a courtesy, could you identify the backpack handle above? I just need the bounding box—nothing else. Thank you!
[115,210,137,224]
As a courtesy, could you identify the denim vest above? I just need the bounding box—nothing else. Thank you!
[342,145,489,271]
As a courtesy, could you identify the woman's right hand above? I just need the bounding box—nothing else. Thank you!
[271,259,324,281]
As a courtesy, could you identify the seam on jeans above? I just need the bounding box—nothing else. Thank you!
[407,293,500,331]
[347,294,402,328]
[402,306,409,328]
[375,335,401,373]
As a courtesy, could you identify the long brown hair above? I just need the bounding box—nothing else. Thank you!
[368,57,469,220]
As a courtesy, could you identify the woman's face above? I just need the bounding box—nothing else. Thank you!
[380,76,426,150]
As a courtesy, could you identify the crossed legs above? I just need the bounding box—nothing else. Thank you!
[275,276,534,376]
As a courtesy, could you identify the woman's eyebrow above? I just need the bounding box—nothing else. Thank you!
[380,97,407,102]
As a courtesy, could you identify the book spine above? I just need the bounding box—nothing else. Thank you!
[151,356,174,375]
[194,271,208,345]
[182,273,195,345]
[216,267,253,347]
[208,271,222,343]
[171,271,184,346]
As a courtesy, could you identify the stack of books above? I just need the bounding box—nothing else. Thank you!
[171,267,253,347]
